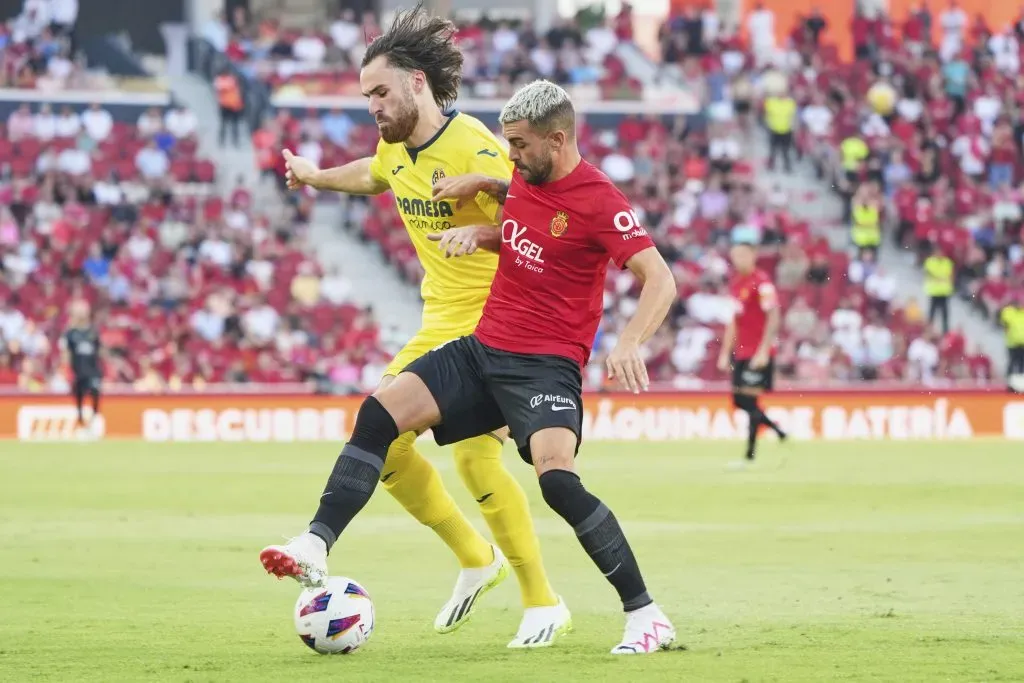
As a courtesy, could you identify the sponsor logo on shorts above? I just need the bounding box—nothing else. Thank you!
[530,394,577,411]
[741,370,763,384]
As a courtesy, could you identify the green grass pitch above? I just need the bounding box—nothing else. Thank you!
[1,439,1022,682]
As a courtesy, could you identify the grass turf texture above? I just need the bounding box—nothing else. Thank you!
[1,440,1022,682]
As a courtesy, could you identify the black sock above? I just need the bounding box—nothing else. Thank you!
[75,388,85,425]
[309,397,398,552]
[745,409,759,460]
[539,470,652,612]
[90,389,100,419]
[736,394,785,460]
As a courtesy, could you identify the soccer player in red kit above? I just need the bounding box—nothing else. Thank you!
[260,80,679,654]
[717,235,787,464]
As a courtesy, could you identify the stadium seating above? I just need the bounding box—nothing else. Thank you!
[0,106,389,391]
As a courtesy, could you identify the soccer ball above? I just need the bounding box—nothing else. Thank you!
[294,576,375,654]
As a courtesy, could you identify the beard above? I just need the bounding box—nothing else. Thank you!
[376,89,419,144]
[517,151,554,185]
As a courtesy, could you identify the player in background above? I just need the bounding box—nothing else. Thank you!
[262,80,679,654]
[717,234,787,464]
[61,300,102,432]
[265,5,568,646]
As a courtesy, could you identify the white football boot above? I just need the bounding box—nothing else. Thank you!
[506,597,573,649]
[434,544,509,634]
[259,532,329,588]
[610,603,677,654]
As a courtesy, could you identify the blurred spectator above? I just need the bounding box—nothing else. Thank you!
[135,140,170,180]
[907,329,941,382]
[1002,295,1024,381]
[81,103,113,142]
[924,247,955,334]
[34,103,56,140]
[293,29,327,66]
[214,68,244,147]
[8,104,34,139]
[191,296,226,342]
[291,262,321,307]
[242,297,280,346]
[137,107,164,137]
[54,105,80,138]
[746,3,776,65]
[784,295,818,339]
[764,88,796,172]
[320,265,353,304]
[330,9,361,53]
[865,267,897,314]
[321,109,355,145]
[165,106,198,139]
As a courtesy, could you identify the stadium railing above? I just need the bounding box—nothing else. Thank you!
[0,88,172,122]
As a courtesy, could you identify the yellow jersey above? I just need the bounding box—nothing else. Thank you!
[368,112,512,329]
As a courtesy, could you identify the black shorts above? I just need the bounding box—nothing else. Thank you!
[403,335,583,464]
[732,358,775,392]
[73,375,101,398]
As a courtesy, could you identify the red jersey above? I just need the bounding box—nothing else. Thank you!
[474,161,656,367]
[729,269,778,360]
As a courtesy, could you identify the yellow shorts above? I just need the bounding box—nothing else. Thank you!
[383,298,485,378]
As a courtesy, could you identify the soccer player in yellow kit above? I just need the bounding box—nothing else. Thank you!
[264,7,570,647]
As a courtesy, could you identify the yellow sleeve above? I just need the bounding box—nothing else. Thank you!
[466,142,514,224]
[367,140,389,187]
[1001,308,1010,326]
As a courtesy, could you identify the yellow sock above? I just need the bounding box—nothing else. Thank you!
[380,431,492,569]
[453,434,558,608]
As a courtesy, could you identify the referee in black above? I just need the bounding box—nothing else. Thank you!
[61,300,103,429]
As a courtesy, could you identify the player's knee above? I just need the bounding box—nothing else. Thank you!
[371,372,440,434]
[528,427,577,474]
[538,469,596,527]
[349,396,400,458]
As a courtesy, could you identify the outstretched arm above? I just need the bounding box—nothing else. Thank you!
[283,151,389,195]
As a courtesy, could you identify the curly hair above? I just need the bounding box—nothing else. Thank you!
[361,3,463,110]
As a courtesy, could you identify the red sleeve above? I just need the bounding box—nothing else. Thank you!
[592,185,657,269]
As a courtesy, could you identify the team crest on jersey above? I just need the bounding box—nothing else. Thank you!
[432,167,446,185]
[550,210,569,237]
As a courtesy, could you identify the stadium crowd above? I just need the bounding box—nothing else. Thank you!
[0,0,82,90]
[0,97,394,393]
[772,3,1024,378]
[206,4,641,100]
[3,4,1022,393]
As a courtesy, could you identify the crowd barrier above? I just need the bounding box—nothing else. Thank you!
[2,390,1022,442]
